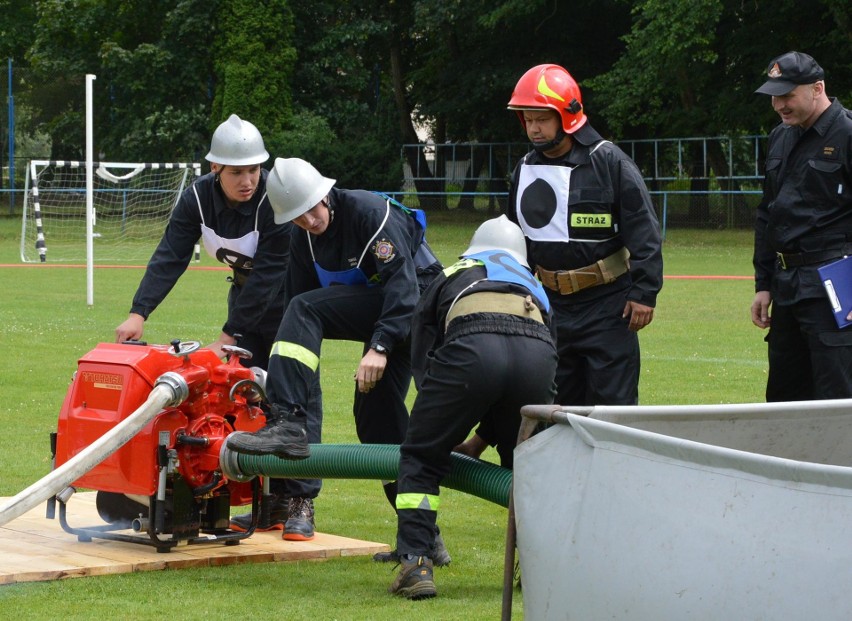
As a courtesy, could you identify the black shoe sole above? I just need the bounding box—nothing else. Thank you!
[229,521,284,533]
[226,435,311,460]
[391,582,437,600]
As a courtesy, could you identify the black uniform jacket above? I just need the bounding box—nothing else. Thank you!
[284,187,425,354]
[410,262,554,388]
[129,169,292,337]
[507,123,663,308]
[754,98,852,304]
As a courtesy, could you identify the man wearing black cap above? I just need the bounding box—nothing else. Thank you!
[751,51,852,401]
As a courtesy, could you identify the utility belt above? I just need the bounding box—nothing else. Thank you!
[228,269,250,287]
[445,291,544,330]
[537,247,630,295]
[776,248,846,269]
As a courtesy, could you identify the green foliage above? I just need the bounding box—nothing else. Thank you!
[266,108,403,191]
[8,0,852,177]
[264,108,337,162]
[25,0,217,160]
[588,0,852,139]
[281,1,407,187]
[586,0,724,137]
[406,0,633,142]
[0,0,37,61]
[211,0,296,135]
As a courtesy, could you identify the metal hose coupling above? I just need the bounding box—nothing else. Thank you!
[219,436,254,482]
[155,371,190,407]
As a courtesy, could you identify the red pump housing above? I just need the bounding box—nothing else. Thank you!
[54,341,266,506]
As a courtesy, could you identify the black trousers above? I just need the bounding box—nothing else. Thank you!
[227,283,286,371]
[550,286,640,406]
[474,286,639,450]
[766,298,852,401]
[266,286,411,499]
[396,329,557,557]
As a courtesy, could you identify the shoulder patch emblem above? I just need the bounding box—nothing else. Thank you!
[373,239,397,262]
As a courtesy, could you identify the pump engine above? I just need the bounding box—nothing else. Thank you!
[49,339,268,551]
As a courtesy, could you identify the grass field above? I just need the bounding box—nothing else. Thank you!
[0,213,765,619]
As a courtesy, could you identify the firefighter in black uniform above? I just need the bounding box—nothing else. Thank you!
[385,215,557,600]
[116,116,309,535]
[227,157,442,542]
[507,64,661,403]
[459,64,663,459]
[115,114,290,370]
[751,51,852,400]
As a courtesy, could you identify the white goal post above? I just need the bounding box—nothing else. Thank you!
[20,160,201,264]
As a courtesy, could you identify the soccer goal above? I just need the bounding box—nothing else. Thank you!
[20,160,201,264]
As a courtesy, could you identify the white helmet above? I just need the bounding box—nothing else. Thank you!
[266,157,336,224]
[205,114,269,166]
[462,215,529,267]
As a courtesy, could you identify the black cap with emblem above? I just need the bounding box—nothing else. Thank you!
[755,51,825,96]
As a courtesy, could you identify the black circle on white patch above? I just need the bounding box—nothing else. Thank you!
[520,178,557,229]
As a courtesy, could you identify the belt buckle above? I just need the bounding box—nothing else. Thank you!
[776,252,787,270]
[556,272,575,295]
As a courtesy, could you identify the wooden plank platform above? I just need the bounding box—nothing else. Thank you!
[0,492,389,585]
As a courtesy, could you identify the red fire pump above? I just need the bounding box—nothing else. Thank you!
[49,339,268,552]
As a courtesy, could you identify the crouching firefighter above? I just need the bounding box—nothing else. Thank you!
[227,157,443,542]
[386,215,558,600]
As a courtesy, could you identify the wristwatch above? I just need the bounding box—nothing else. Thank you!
[370,342,388,354]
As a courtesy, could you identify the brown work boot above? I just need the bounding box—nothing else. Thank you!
[388,555,436,600]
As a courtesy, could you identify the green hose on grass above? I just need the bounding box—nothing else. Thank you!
[233,443,511,507]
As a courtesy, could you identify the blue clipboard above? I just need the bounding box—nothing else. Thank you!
[818,255,852,329]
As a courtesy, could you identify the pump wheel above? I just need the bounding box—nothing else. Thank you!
[168,339,201,356]
[222,344,253,360]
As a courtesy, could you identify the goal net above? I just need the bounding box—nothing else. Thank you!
[20,160,201,264]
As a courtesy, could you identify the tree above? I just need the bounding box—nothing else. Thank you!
[23,0,298,163]
[588,0,852,139]
[272,0,407,192]
[397,0,633,209]
[12,0,852,207]
[585,0,852,226]
[211,0,296,137]
[26,0,215,161]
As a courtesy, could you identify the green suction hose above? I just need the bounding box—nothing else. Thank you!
[232,444,512,507]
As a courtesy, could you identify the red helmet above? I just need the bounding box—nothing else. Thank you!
[507,64,587,134]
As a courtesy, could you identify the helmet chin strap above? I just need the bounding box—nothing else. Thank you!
[322,197,334,225]
[531,128,567,153]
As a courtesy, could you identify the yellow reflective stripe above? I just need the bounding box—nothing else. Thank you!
[396,493,440,512]
[271,341,319,372]
[537,75,565,102]
[570,213,612,227]
[443,258,480,277]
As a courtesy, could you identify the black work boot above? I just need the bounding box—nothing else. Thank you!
[388,555,437,600]
[229,494,288,532]
[373,531,451,567]
[283,497,315,541]
[226,404,310,460]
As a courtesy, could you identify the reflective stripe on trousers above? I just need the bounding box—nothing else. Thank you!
[396,492,441,512]
[271,340,320,372]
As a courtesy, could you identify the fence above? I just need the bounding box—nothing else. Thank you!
[1,136,769,232]
[396,136,768,230]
